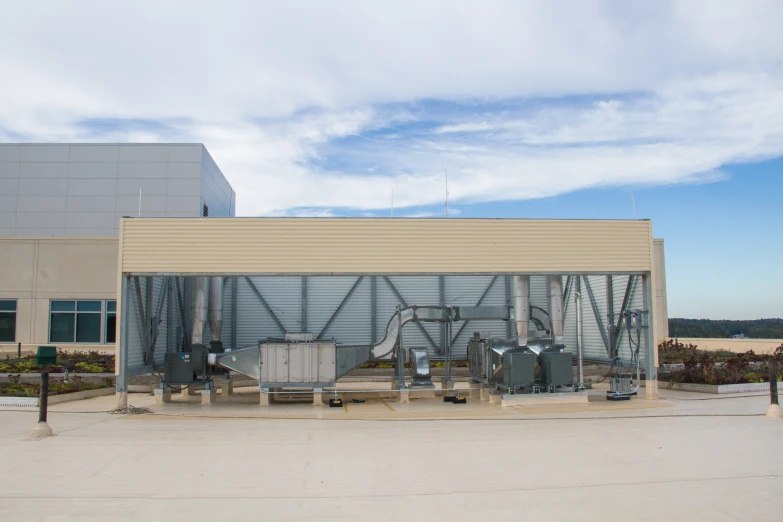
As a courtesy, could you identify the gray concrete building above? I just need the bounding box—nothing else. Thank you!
[0,143,235,237]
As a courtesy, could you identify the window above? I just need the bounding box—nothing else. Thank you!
[105,301,117,344]
[49,300,115,344]
[0,300,16,342]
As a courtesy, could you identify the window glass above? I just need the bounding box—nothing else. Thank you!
[50,313,76,342]
[77,301,102,312]
[76,313,101,343]
[51,301,75,312]
[105,313,117,344]
[106,301,117,312]
[0,300,16,311]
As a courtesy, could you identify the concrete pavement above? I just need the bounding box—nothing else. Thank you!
[1,391,781,521]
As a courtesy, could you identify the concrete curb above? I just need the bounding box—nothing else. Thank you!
[0,387,114,407]
[656,380,783,394]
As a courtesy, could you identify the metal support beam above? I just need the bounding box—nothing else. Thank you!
[371,276,377,343]
[244,276,287,335]
[438,276,446,355]
[115,275,130,408]
[231,277,237,349]
[175,278,188,351]
[582,276,611,357]
[505,276,513,339]
[612,276,636,356]
[451,276,498,346]
[382,277,439,351]
[166,277,174,353]
[301,276,307,333]
[606,275,615,354]
[562,276,572,321]
[642,274,657,398]
[317,276,364,339]
[133,277,152,364]
[147,281,168,365]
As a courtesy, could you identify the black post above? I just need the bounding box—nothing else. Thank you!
[770,358,779,406]
[17,342,21,359]
[38,372,49,424]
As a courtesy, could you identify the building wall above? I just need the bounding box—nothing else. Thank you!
[0,143,234,237]
[0,237,118,355]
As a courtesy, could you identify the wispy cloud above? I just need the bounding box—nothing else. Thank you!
[1,1,781,215]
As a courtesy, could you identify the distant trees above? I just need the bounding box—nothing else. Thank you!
[668,318,783,339]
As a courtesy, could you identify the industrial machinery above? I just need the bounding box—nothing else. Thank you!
[607,308,646,401]
[407,347,434,388]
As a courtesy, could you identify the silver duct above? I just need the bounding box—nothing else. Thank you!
[187,276,209,346]
[546,275,565,346]
[513,275,530,347]
[208,276,224,342]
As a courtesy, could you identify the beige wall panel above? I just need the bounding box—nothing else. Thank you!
[36,240,118,297]
[120,218,653,274]
[653,239,669,343]
[0,240,36,295]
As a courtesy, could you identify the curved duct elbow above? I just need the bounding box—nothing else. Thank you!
[513,275,530,347]
[547,275,565,346]
[187,276,209,346]
[208,276,224,342]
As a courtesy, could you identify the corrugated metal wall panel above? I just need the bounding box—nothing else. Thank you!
[308,276,371,344]
[126,278,145,374]
[445,276,506,358]
[581,276,610,361]
[119,218,653,274]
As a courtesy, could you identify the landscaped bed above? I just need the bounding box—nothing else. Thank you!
[0,374,113,397]
[0,350,114,374]
[658,339,782,387]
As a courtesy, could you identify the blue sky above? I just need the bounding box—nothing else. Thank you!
[0,1,781,319]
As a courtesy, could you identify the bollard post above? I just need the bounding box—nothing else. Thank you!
[766,358,782,418]
[32,371,54,437]
[18,342,21,359]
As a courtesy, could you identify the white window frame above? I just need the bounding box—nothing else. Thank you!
[49,299,116,344]
[0,299,17,343]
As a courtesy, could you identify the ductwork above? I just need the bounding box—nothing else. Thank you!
[513,275,530,347]
[546,275,565,347]
[187,276,209,346]
[208,277,224,343]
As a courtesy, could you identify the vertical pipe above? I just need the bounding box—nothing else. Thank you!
[189,276,209,346]
[208,276,224,343]
[642,274,657,399]
[38,371,49,423]
[438,276,445,355]
[395,306,404,387]
[513,275,530,347]
[301,276,307,333]
[370,277,377,343]
[166,278,175,353]
[116,276,130,409]
[505,276,513,340]
[546,276,565,347]
[231,277,238,350]
[576,277,584,386]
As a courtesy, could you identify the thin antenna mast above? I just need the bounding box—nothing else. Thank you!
[631,192,637,219]
[444,160,449,217]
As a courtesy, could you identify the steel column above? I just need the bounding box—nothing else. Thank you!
[244,276,287,335]
[505,276,513,339]
[166,277,174,353]
[606,275,615,355]
[301,276,307,333]
[613,276,636,356]
[642,273,657,398]
[438,276,446,355]
[317,276,364,339]
[231,277,238,349]
[371,276,377,343]
[116,275,131,408]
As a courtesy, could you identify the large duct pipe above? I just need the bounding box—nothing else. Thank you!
[188,276,209,346]
[208,276,224,343]
[547,275,565,347]
[513,275,530,347]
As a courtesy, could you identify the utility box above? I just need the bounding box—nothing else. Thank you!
[259,342,336,387]
[36,346,57,366]
[164,352,196,384]
[539,351,573,387]
[502,350,536,388]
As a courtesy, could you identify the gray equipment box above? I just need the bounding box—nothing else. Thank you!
[164,352,196,384]
[502,350,536,388]
[539,351,573,387]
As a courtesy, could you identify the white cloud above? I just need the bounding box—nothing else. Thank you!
[0,1,782,215]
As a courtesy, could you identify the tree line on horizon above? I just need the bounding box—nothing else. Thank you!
[668,318,783,339]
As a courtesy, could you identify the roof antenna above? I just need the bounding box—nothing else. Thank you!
[444,160,450,217]
[631,192,637,219]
